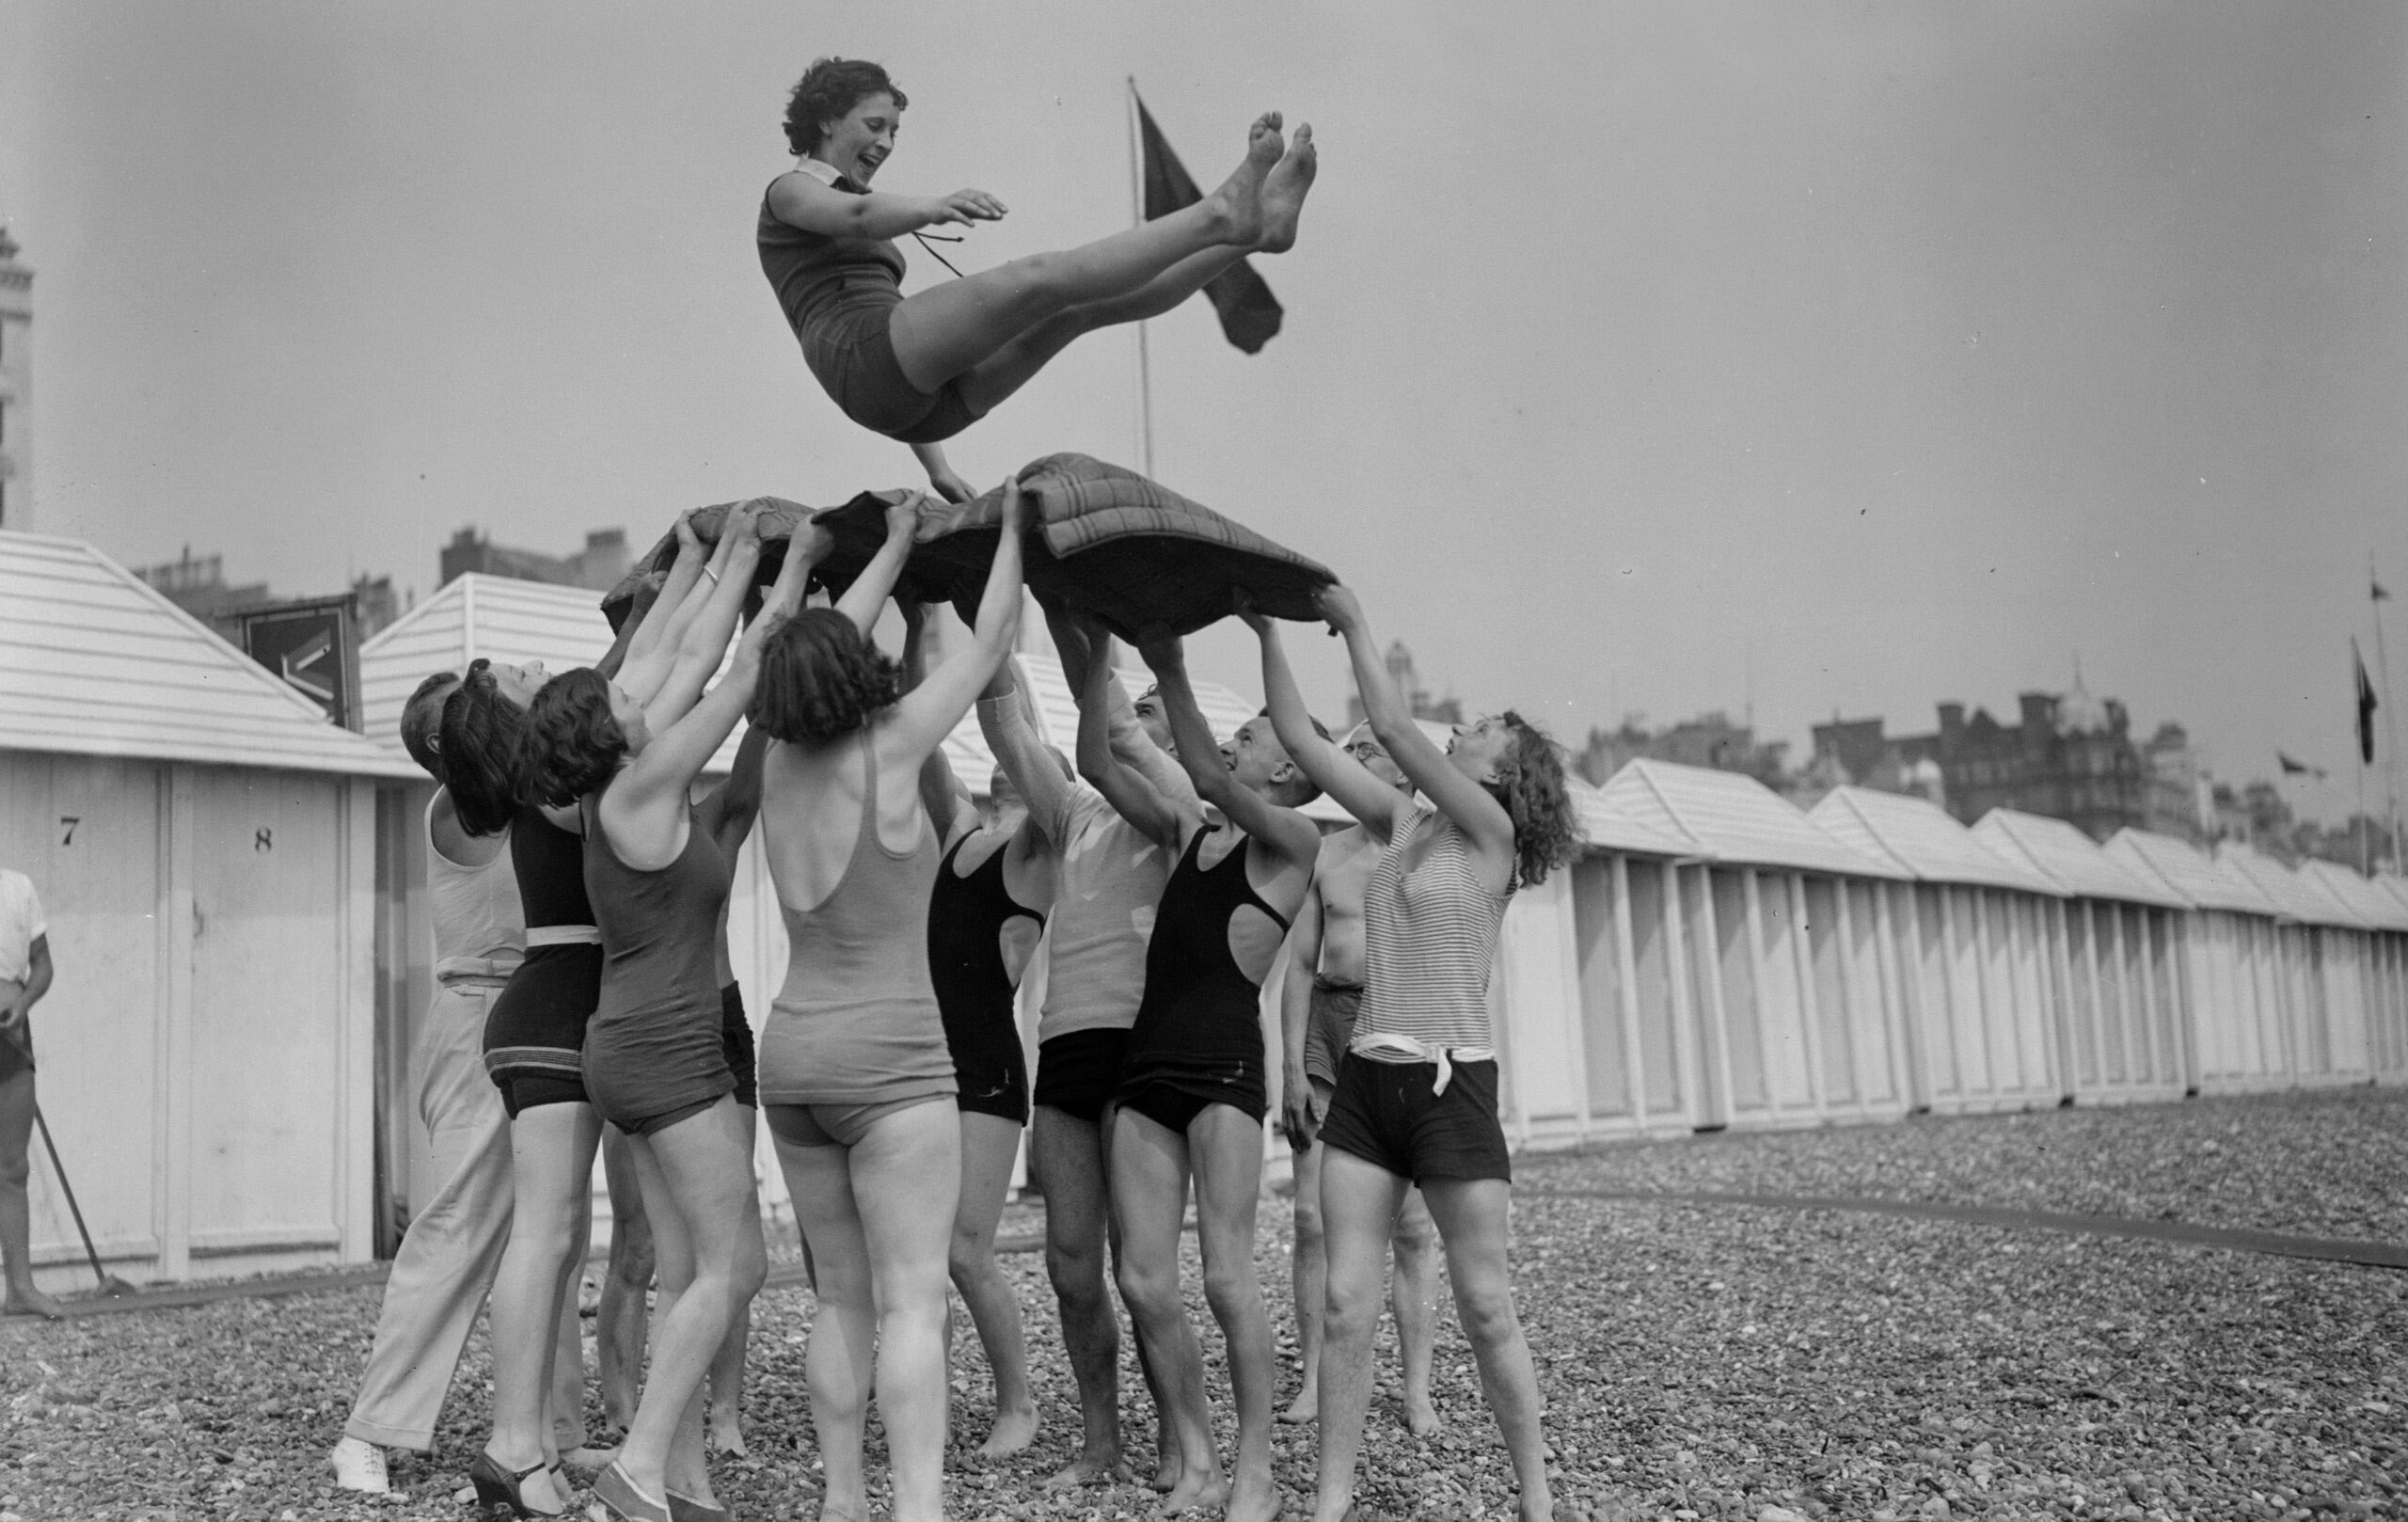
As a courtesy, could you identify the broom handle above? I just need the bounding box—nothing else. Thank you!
[32,1105,111,1287]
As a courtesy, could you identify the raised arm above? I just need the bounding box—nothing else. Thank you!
[910,442,975,505]
[623,513,710,669]
[831,492,926,635]
[1319,584,1515,866]
[1135,633,1301,855]
[643,507,769,731]
[883,477,1026,763]
[698,722,771,861]
[976,658,1077,848]
[1245,598,1410,840]
[1278,879,1325,1151]
[767,168,1006,243]
[1073,627,1186,849]
[622,515,741,706]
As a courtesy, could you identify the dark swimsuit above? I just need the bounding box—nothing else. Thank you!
[927,833,1042,1126]
[580,801,737,1135]
[757,173,982,445]
[1115,826,1291,1131]
[483,806,601,1118]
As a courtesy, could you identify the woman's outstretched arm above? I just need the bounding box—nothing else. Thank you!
[1244,595,1408,842]
[614,513,715,703]
[642,507,769,733]
[767,170,1005,244]
[1319,584,1514,870]
[886,478,1026,764]
[832,493,926,635]
[1072,625,1184,851]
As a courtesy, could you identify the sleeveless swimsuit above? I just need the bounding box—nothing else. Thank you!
[1115,825,1291,1132]
[758,732,958,1148]
[927,832,1043,1126]
[483,805,598,1118]
[579,800,737,1135]
[757,164,981,445]
[421,799,524,1130]
[1319,806,1515,1183]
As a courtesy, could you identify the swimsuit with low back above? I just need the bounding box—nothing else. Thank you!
[579,800,736,1135]
[1116,825,1291,1130]
[927,832,1044,1125]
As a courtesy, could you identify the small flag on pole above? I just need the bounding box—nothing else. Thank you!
[2375,577,2391,602]
[2356,639,2380,765]
[2277,752,2323,779]
[1134,91,1283,354]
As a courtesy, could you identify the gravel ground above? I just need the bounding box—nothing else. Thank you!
[0,1087,2401,1521]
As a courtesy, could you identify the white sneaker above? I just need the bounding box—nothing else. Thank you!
[329,1435,391,1494]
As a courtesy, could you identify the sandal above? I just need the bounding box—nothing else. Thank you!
[589,1462,673,1522]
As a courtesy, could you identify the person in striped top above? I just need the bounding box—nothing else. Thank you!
[1245,587,1579,1522]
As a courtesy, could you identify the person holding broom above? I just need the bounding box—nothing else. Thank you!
[0,863,64,1319]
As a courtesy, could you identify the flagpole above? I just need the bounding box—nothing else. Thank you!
[1126,78,1155,479]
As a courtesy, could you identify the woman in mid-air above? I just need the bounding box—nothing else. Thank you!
[758,57,1317,499]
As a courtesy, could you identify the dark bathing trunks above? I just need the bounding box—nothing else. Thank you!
[721,982,757,1111]
[581,801,737,1136]
[927,833,1041,1126]
[485,805,600,1118]
[1033,1028,1129,1124]
[1116,826,1290,1132]
[1318,1052,1512,1185]
[756,177,982,445]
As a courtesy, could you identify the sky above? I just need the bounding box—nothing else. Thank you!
[1,2,2402,821]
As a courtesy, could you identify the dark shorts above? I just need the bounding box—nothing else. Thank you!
[1302,981,1363,1089]
[1319,1053,1512,1185]
[0,1026,31,1084]
[720,983,757,1111]
[942,990,1031,1127]
[1033,1028,1130,1125]
[485,944,600,1116]
[803,292,983,445]
[1118,1078,1263,1137]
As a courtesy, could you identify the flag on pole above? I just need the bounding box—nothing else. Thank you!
[2277,752,2323,779]
[2375,577,2391,602]
[1133,92,1283,354]
[2357,639,2380,764]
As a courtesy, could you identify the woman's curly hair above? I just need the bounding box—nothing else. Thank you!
[784,58,908,156]
[1482,710,1583,890]
[438,661,533,837]
[518,668,627,809]
[399,669,459,782]
[750,608,905,744]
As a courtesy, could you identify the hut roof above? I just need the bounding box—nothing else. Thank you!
[0,531,418,779]
[2104,829,2281,917]
[1972,810,2186,909]
[1810,786,2062,895]
[1595,759,1905,880]
[2214,844,2359,927]
[2295,858,2408,931]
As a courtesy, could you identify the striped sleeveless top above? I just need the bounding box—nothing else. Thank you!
[1359,805,1511,1053]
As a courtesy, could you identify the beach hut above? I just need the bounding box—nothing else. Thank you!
[0,530,421,1289]
[2105,828,2288,1095]
[2376,873,2408,1082]
[1973,810,2190,1105]
[1596,761,1911,1132]
[2294,858,2408,1082]
[2217,844,2372,1087]
[1811,787,2067,1115]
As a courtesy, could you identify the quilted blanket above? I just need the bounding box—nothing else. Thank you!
[598,454,1333,641]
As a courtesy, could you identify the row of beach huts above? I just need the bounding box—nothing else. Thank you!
[2,529,2403,1290]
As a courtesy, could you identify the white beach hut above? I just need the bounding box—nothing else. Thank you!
[1596,760,1912,1132]
[2293,858,2408,1082]
[0,530,421,1290]
[2217,844,2372,1087]
[1811,787,2067,1115]
[1973,810,2189,1105]
[2105,828,2289,1095]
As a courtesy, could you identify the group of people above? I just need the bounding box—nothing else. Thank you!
[321,55,1578,1522]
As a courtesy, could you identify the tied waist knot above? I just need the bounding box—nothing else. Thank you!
[434,954,522,988]
[1348,1032,1497,1097]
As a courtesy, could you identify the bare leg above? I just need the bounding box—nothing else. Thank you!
[597,1125,653,1436]
[1419,1178,1552,1522]
[1031,1106,1130,1488]
[851,1102,960,1522]
[774,1134,875,1522]
[1390,1186,1442,1437]
[1109,1108,1223,1515]
[1188,1106,1278,1522]
[613,1100,768,1512]
[483,1102,602,1514]
[705,1105,760,1458]
[1279,1086,1331,1424]
[950,1110,1037,1458]
[0,1072,61,1318]
[1308,1149,1408,1522]
[885,116,1282,392]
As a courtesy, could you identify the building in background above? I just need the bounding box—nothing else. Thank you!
[136,547,272,629]
[1344,640,1463,730]
[1577,710,1791,792]
[0,225,30,531]
[439,525,630,593]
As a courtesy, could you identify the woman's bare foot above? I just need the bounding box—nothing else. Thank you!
[1257,123,1317,253]
[1277,1382,1317,1424]
[1043,1450,1133,1489]
[1402,1395,1439,1439]
[974,1401,1038,1459]
[1149,1445,1181,1493]
[3,1286,64,1319]
[1202,113,1283,247]
[1155,1461,1228,1516]
[1228,1468,1284,1522]
[707,1411,747,1458]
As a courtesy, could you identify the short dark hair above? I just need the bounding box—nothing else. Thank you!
[439,660,532,837]
[750,608,905,744]
[784,58,907,156]
[400,670,459,781]
[1485,710,1581,889]
[519,668,626,808]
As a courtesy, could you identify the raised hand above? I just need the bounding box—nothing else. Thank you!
[1311,582,1363,637]
[885,491,925,545]
[726,501,766,548]
[673,510,704,560]
[1133,624,1183,674]
[929,187,1008,226]
[1232,587,1271,635]
[791,513,836,566]
[999,473,1029,535]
